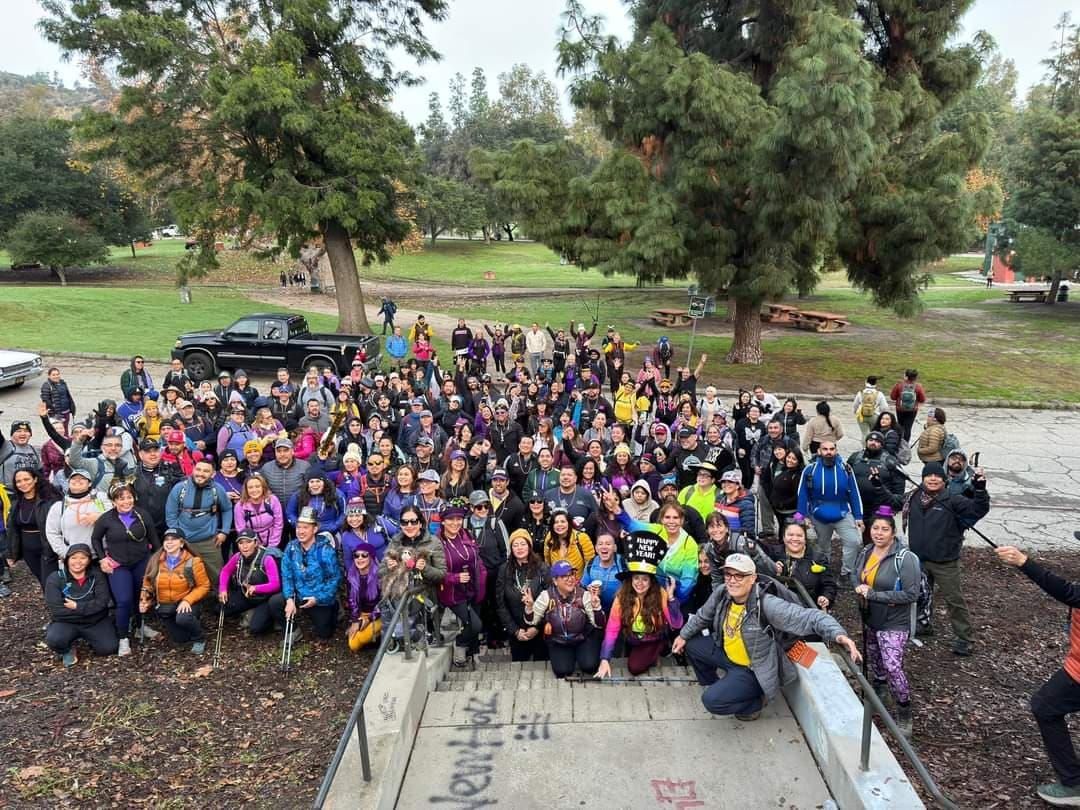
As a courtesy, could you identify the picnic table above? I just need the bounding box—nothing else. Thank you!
[791,310,849,333]
[761,303,800,324]
[1005,289,1050,303]
[651,308,693,328]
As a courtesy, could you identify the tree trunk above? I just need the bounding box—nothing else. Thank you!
[482,225,491,245]
[322,219,372,334]
[130,240,137,259]
[726,297,763,364]
[50,266,68,287]
[1045,269,1063,306]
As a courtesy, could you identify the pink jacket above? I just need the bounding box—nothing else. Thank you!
[233,495,284,548]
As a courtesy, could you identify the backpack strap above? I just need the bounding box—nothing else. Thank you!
[183,557,196,590]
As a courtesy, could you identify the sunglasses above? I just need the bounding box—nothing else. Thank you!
[354,551,371,559]
[400,518,421,526]
[472,504,490,511]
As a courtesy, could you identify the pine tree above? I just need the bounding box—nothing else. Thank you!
[492,0,995,363]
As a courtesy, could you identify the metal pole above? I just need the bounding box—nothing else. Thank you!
[402,602,414,662]
[860,695,873,771]
[357,709,372,782]
[686,315,698,368]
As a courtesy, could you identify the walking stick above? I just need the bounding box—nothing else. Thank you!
[212,607,225,669]
[886,458,996,548]
[280,614,295,674]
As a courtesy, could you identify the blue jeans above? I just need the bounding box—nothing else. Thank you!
[685,634,764,716]
[811,512,862,575]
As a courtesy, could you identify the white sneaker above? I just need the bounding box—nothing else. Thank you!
[117,638,131,657]
[137,624,161,641]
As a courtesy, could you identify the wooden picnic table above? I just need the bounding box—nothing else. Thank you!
[651,308,693,328]
[1005,289,1050,303]
[761,303,800,324]
[791,310,850,333]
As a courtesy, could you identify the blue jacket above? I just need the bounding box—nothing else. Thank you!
[284,491,347,534]
[165,478,234,542]
[280,534,341,605]
[386,335,408,360]
[797,459,863,523]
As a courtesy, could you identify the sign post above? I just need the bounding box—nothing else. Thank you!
[686,295,711,366]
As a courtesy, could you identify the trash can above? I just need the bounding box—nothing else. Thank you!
[1059,283,1070,303]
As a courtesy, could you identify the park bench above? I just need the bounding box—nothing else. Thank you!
[761,303,800,324]
[791,310,850,333]
[1005,289,1050,303]
[651,308,694,327]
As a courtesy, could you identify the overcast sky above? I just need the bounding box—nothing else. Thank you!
[4,0,1072,124]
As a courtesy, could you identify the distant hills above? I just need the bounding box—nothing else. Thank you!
[0,70,113,120]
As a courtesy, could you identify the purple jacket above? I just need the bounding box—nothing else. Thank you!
[437,530,487,608]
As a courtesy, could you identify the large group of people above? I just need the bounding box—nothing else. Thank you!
[0,315,998,745]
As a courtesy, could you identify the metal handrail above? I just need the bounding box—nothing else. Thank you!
[784,577,958,810]
[313,585,428,809]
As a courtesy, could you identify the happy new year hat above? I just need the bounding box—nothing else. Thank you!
[616,530,669,580]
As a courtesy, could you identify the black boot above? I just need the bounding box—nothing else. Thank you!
[895,702,913,738]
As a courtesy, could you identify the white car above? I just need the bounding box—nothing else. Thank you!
[0,349,44,389]
[159,224,181,237]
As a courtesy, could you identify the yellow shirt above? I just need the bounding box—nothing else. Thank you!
[723,603,751,667]
[861,554,884,588]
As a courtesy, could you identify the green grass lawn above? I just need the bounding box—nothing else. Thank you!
[0,286,339,361]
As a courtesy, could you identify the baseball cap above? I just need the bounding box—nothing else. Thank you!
[491,468,508,480]
[678,427,695,439]
[416,436,435,447]
[418,469,440,483]
[138,438,160,451]
[720,470,742,484]
[550,560,574,578]
[721,554,755,575]
[275,437,294,449]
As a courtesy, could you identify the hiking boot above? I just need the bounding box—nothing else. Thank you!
[117,638,132,657]
[0,568,11,584]
[915,622,934,638]
[735,711,761,722]
[452,645,468,668]
[871,680,891,713]
[287,627,302,646]
[136,623,161,641]
[191,641,207,655]
[0,584,12,598]
[62,649,78,668]
[895,703,913,738]
[1037,782,1080,806]
[239,610,253,631]
[952,639,973,657]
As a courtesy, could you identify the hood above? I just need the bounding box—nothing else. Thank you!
[946,449,968,463]
[64,543,94,570]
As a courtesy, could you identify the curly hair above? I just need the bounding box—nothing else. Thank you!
[615,576,665,638]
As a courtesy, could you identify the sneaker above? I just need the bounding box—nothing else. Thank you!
[137,623,161,641]
[0,584,12,598]
[62,649,78,668]
[191,641,206,655]
[239,610,253,631]
[1037,782,1080,806]
[0,568,11,584]
[117,638,131,657]
[895,703,913,738]
[452,645,467,668]
[735,711,761,722]
[952,639,973,657]
[287,627,302,646]
[386,638,401,655]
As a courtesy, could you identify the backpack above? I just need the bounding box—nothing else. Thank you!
[225,421,256,455]
[754,576,803,652]
[896,437,912,466]
[892,548,924,640]
[859,389,878,419]
[658,341,673,361]
[898,383,917,412]
[941,432,960,459]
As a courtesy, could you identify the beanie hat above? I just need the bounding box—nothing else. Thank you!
[921,462,946,479]
[243,439,262,455]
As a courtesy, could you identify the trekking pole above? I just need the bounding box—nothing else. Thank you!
[887,460,996,548]
[280,614,295,674]
[566,675,699,684]
[212,607,225,669]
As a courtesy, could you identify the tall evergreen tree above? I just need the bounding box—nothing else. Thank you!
[491,0,994,363]
[41,0,446,332]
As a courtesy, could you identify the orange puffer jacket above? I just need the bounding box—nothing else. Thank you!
[142,547,211,607]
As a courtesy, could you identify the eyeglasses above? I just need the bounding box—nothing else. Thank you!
[400,518,421,526]
[723,572,752,581]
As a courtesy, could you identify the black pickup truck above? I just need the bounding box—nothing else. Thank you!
[171,313,381,381]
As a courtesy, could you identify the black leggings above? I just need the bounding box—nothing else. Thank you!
[447,602,483,654]
[897,410,917,441]
[223,589,275,635]
[46,616,119,656]
[546,633,601,678]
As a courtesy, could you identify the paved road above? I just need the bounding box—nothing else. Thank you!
[2,356,1075,549]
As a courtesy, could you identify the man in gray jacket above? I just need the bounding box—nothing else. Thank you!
[66,426,135,493]
[672,554,861,721]
[260,438,310,508]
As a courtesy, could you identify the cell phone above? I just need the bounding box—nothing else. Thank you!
[589,580,602,590]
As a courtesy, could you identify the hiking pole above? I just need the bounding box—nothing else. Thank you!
[212,607,225,670]
[280,614,295,674]
[566,675,699,684]
[886,459,997,548]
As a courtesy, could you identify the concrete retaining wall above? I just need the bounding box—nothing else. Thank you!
[323,646,451,810]
[784,644,926,809]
